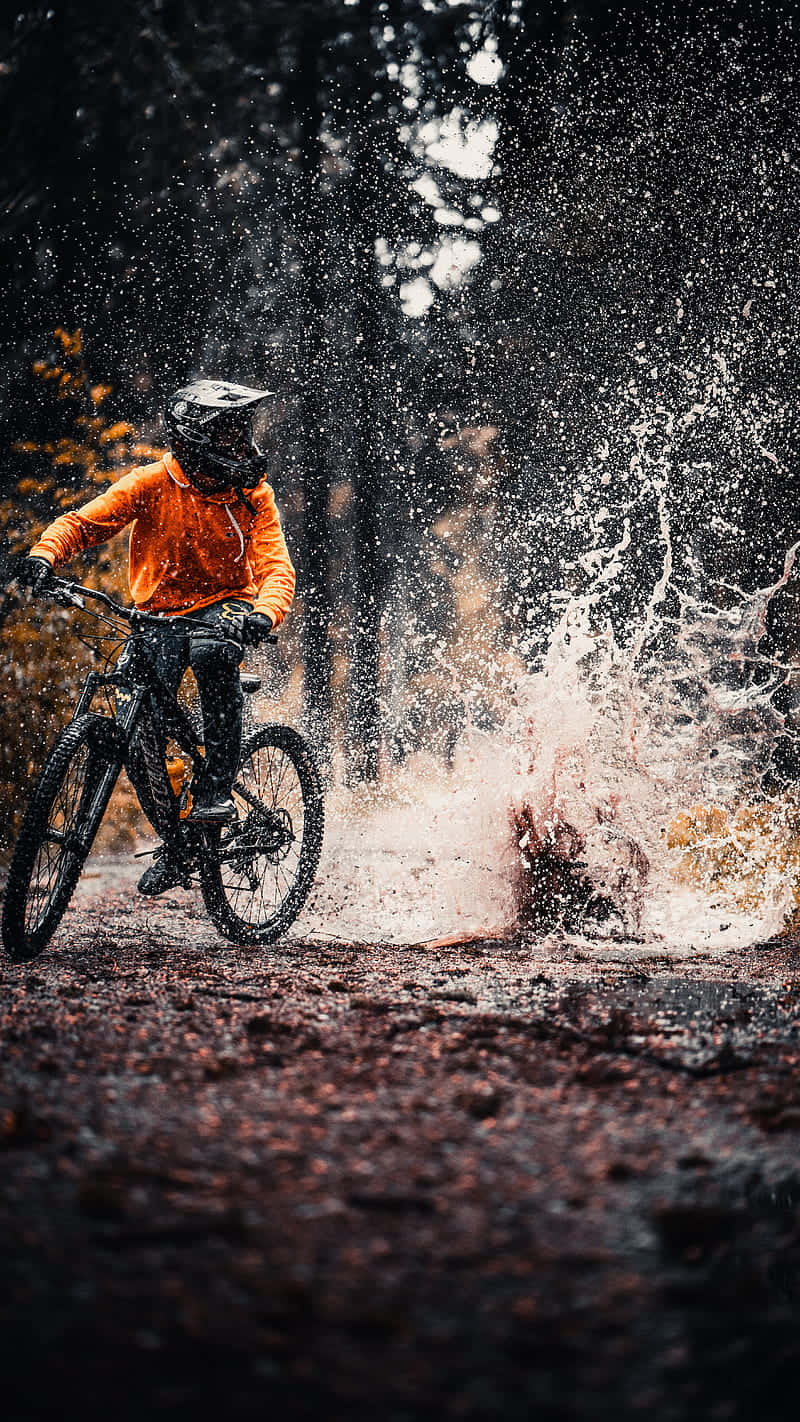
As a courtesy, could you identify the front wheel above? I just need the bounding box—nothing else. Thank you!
[199,723,324,944]
[2,715,120,961]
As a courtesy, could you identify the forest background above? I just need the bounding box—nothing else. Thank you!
[1,0,799,856]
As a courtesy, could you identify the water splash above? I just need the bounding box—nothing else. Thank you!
[505,544,800,951]
[294,492,800,950]
[175,23,800,949]
[295,741,522,945]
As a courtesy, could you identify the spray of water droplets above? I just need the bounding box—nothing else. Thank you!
[290,22,800,948]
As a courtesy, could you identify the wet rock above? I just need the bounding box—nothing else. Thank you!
[606,1159,640,1181]
[677,1150,713,1170]
[460,1083,504,1119]
[244,1014,271,1036]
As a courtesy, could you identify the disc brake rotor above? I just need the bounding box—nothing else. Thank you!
[223,805,295,869]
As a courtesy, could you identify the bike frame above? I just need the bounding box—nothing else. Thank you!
[72,635,205,760]
[46,579,275,856]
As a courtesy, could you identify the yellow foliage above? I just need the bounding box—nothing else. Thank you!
[665,803,730,849]
[665,797,800,916]
[1,327,165,859]
[130,443,164,461]
[12,333,164,508]
[54,327,83,355]
[99,422,134,444]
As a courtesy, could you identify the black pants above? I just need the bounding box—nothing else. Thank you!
[138,597,250,799]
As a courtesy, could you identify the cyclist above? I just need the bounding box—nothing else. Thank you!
[18,379,296,896]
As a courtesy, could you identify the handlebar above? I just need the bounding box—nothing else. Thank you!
[37,577,278,644]
[49,579,132,618]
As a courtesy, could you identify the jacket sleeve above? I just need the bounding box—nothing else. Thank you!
[248,486,296,626]
[29,470,146,568]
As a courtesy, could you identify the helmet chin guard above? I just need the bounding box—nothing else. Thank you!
[164,379,276,491]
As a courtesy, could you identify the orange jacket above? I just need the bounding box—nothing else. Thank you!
[30,451,296,626]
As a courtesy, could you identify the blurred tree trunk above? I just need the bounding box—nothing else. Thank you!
[347,261,389,783]
[343,6,397,785]
[293,25,333,768]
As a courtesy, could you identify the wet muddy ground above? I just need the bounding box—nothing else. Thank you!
[3,859,800,1421]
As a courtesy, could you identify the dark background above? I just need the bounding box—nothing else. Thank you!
[2,0,799,782]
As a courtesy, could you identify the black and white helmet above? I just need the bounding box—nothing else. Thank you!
[164,379,275,490]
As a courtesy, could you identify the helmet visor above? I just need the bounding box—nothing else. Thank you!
[211,416,254,462]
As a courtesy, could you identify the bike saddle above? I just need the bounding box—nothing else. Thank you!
[240,673,261,694]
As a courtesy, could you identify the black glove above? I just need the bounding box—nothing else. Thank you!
[17,556,54,593]
[242,612,274,647]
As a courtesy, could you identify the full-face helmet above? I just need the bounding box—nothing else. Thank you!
[164,379,275,492]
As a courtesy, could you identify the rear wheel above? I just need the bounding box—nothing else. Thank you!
[200,723,323,944]
[2,716,120,961]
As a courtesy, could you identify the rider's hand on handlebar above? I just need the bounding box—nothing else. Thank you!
[242,612,274,647]
[17,556,55,594]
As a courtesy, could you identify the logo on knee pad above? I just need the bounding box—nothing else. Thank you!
[219,601,246,625]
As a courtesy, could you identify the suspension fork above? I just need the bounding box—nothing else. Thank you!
[74,756,124,857]
[70,694,148,857]
[86,682,186,858]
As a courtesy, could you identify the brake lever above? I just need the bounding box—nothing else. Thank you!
[49,580,86,610]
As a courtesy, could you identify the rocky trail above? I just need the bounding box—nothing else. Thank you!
[3,858,800,1420]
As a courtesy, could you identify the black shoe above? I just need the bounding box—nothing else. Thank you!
[137,848,187,896]
[186,794,236,824]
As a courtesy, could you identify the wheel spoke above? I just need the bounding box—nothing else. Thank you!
[201,727,322,940]
[24,740,94,936]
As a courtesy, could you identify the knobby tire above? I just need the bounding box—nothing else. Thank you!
[200,723,324,944]
[2,715,120,961]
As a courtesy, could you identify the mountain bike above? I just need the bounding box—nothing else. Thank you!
[1,578,324,962]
